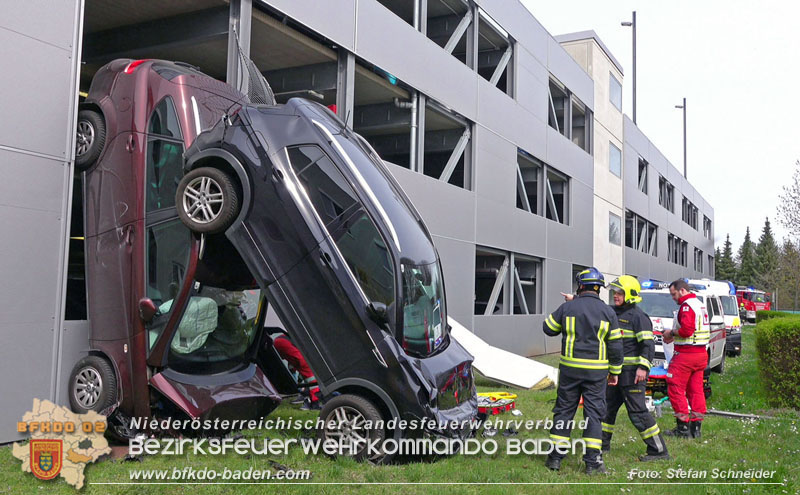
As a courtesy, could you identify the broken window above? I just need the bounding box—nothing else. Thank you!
[475,247,541,315]
[658,176,674,212]
[548,78,568,138]
[609,142,622,177]
[625,210,657,256]
[353,60,415,170]
[423,99,472,189]
[638,158,648,194]
[609,212,621,246]
[426,0,472,66]
[516,151,542,215]
[477,8,514,95]
[609,72,622,111]
[545,168,569,225]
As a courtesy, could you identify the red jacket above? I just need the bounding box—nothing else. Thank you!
[675,293,704,353]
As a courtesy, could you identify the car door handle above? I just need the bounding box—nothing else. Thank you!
[271,167,284,183]
[320,251,332,267]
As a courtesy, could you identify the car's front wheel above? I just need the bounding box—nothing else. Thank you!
[75,109,106,171]
[68,356,117,414]
[317,394,387,463]
[176,166,240,234]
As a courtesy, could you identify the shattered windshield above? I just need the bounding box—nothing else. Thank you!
[402,262,446,356]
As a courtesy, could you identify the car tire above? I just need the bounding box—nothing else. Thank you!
[176,166,240,234]
[68,356,117,414]
[317,394,387,463]
[75,109,106,171]
[711,351,726,374]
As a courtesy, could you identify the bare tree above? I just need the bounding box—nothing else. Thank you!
[778,160,800,239]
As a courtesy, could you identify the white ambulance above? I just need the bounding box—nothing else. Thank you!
[638,281,727,374]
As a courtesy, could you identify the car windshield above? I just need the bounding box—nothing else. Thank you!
[401,262,446,356]
[721,295,739,315]
[639,292,677,318]
[752,293,766,303]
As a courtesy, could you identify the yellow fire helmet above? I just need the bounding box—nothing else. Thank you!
[609,275,642,305]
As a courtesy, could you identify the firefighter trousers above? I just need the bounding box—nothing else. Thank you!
[666,351,708,422]
[601,382,668,455]
[548,373,605,465]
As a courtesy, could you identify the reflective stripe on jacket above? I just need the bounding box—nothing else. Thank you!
[672,295,709,346]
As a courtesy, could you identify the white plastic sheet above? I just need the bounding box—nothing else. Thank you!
[449,317,558,389]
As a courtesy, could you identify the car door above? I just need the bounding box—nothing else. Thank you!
[707,296,726,367]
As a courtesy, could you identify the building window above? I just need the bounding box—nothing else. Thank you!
[667,233,688,266]
[703,216,712,239]
[426,0,472,66]
[625,210,657,256]
[682,196,698,229]
[475,247,541,315]
[477,8,514,96]
[516,151,542,215]
[638,158,648,194]
[548,76,591,154]
[609,72,622,111]
[609,212,622,245]
[423,99,472,189]
[708,255,714,276]
[609,142,622,177]
[694,248,704,273]
[545,168,569,225]
[658,176,674,212]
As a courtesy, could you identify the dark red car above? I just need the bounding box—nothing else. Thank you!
[71,59,281,434]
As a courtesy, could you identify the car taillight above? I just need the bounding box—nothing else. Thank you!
[124,59,148,74]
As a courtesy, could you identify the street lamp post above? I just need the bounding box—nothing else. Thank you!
[675,97,687,178]
[621,11,636,124]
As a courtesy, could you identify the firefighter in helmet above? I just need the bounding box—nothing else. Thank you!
[601,275,670,461]
[543,267,624,475]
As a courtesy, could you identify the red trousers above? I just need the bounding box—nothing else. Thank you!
[666,350,708,422]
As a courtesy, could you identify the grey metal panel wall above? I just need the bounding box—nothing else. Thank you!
[623,117,714,280]
[255,0,357,51]
[0,0,83,442]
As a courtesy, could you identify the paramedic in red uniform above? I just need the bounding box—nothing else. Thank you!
[662,279,709,439]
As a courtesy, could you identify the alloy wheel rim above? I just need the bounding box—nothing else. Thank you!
[323,406,369,452]
[74,367,103,408]
[182,176,224,224]
[76,120,95,156]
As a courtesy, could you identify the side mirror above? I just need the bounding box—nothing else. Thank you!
[366,302,389,326]
[139,298,157,323]
[710,315,724,326]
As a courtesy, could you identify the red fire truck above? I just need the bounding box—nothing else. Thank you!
[736,287,771,322]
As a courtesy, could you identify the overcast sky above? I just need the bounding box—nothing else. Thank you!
[522,0,798,251]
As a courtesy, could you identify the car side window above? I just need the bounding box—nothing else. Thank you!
[146,97,184,212]
[145,219,192,350]
[286,145,395,307]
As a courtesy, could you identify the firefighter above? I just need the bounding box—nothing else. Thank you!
[662,279,709,438]
[601,276,670,461]
[543,267,624,475]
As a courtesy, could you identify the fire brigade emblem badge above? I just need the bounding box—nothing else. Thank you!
[30,439,62,480]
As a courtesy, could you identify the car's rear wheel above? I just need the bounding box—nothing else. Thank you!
[176,166,240,234]
[68,356,117,414]
[75,109,106,171]
[317,394,387,463]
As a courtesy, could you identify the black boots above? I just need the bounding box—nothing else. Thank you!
[545,456,562,471]
[689,421,702,439]
[585,460,609,475]
[663,420,691,438]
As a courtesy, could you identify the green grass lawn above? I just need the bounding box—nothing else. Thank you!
[2,327,799,494]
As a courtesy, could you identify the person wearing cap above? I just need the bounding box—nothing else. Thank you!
[601,276,669,461]
[542,267,624,475]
